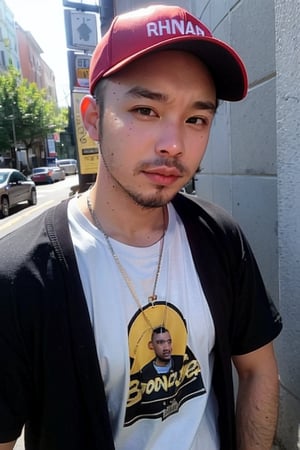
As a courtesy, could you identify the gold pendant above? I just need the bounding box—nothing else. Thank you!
[148,294,158,306]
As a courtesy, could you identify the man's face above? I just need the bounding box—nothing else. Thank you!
[150,331,173,364]
[97,50,216,207]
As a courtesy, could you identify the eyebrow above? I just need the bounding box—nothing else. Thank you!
[193,100,216,113]
[125,86,216,113]
[126,86,168,102]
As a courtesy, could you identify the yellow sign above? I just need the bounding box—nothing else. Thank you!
[72,91,99,175]
[76,68,89,79]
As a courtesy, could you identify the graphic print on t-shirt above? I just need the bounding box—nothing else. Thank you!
[125,302,206,426]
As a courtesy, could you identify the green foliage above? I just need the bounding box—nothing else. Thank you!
[0,66,68,154]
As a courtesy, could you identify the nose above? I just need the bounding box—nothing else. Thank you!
[155,122,184,158]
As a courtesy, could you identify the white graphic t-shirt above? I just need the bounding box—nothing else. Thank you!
[68,198,219,450]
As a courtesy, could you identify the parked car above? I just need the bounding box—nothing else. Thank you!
[31,166,65,184]
[56,159,78,175]
[52,166,66,181]
[0,168,37,218]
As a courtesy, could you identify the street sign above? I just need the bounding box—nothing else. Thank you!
[64,10,98,51]
[75,54,91,88]
[63,0,100,191]
[72,90,99,175]
[63,0,100,13]
[67,51,91,89]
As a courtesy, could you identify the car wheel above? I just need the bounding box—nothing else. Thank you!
[1,197,9,218]
[28,189,37,205]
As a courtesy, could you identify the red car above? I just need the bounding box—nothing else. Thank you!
[31,166,65,184]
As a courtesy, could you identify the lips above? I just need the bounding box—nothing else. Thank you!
[145,166,181,176]
[143,166,182,186]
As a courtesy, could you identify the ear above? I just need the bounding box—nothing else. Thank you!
[148,341,154,350]
[80,95,99,141]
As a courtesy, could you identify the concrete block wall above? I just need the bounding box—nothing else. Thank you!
[275,1,300,449]
[194,0,279,305]
[115,0,188,14]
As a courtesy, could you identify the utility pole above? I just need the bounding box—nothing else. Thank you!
[6,114,17,168]
[63,0,100,192]
[99,0,114,36]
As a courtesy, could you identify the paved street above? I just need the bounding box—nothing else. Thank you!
[0,174,78,239]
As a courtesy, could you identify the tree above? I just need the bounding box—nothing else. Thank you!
[0,66,68,167]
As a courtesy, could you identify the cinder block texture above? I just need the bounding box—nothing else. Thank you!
[231,0,276,85]
[232,175,278,302]
[231,78,276,176]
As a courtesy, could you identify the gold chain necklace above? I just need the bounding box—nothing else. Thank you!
[86,193,168,330]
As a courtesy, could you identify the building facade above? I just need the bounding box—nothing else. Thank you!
[0,0,57,104]
[16,23,57,103]
[0,0,60,169]
[0,0,19,72]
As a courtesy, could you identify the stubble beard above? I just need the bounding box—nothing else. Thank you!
[157,354,172,365]
[99,145,186,209]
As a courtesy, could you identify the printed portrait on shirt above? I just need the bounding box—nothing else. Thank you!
[125,302,206,426]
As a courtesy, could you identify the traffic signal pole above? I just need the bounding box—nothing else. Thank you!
[63,0,101,193]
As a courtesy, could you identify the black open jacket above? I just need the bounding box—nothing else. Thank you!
[0,194,282,449]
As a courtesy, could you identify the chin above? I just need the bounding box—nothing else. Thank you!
[130,188,177,208]
[162,357,171,363]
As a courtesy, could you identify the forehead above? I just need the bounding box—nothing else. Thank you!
[105,50,216,99]
[154,332,171,341]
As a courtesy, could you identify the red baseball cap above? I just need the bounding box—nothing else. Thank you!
[89,4,248,101]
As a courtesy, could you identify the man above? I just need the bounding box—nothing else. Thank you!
[0,4,282,450]
[133,326,205,423]
[147,327,173,372]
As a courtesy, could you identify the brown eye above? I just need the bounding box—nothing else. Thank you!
[135,107,154,116]
[186,117,207,125]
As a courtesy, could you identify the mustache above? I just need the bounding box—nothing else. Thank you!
[135,157,188,174]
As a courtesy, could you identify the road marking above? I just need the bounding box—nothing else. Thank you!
[0,200,54,232]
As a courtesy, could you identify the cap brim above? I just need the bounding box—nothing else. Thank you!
[100,35,248,102]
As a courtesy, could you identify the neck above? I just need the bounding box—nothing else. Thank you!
[79,186,168,247]
[154,358,171,367]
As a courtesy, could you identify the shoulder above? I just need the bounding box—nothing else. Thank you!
[0,210,49,272]
[172,194,246,257]
[0,200,69,276]
[0,201,71,332]
[172,193,239,230]
[171,194,256,298]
